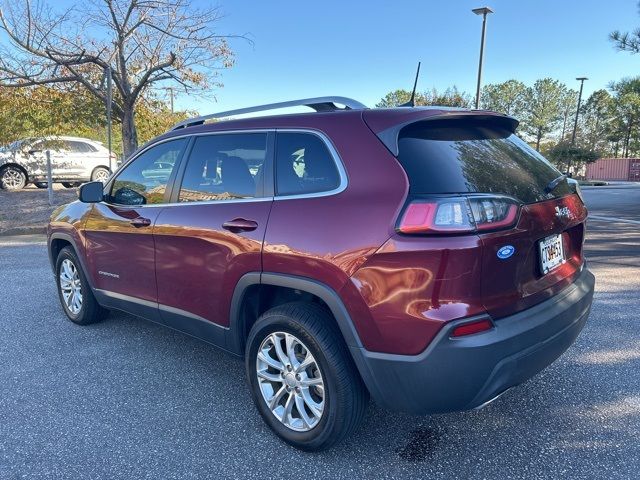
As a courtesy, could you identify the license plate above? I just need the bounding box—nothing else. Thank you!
[538,234,565,275]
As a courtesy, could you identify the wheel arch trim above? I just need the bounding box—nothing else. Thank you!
[48,232,95,290]
[228,272,364,355]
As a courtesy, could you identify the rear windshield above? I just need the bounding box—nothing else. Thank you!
[397,120,572,203]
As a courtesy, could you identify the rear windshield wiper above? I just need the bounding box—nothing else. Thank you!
[544,174,567,194]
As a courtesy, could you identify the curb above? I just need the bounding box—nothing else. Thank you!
[0,226,46,236]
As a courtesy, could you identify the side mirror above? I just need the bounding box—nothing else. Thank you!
[78,181,104,203]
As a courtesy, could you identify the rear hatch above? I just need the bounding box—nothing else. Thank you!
[372,113,587,319]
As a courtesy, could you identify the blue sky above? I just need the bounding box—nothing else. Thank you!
[170,0,640,114]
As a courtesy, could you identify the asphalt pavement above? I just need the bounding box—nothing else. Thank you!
[0,186,639,479]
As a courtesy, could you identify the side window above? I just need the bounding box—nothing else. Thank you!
[69,141,97,153]
[275,132,340,196]
[178,133,267,202]
[36,139,63,151]
[109,138,186,205]
[67,141,83,153]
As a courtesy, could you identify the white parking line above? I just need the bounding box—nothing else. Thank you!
[589,215,640,225]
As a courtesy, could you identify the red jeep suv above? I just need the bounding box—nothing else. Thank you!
[48,97,595,451]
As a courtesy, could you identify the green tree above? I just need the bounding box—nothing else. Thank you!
[580,89,616,153]
[522,78,566,151]
[610,77,640,157]
[559,88,578,142]
[375,89,426,107]
[424,87,472,108]
[480,80,527,118]
[610,2,640,53]
[376,86,471,108]
[546,142,599,174]
[0,85,192,156]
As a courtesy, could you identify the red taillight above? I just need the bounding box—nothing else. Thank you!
[398,195,520,235]
[398,201,473,233]
[450,318,494,337]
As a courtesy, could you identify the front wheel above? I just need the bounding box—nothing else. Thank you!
[34,182,48,189]
[0,166,27,190]
[56,246,109,325]
[246,302,368,451]
[62,182,80,188]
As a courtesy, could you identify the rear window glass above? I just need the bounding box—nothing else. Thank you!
[397,121,572,203]
[275,132,340,196]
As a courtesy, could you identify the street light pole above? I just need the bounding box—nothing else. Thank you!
[106,65,113,172]
[473,6,493,109]
[571,77,588,145]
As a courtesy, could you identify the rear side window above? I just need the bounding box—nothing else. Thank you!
[275,132,340,196]
[397,121,572,203]
[178,133,267,202]
[68,141,98,153]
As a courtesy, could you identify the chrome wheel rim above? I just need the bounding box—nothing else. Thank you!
[256,331,325,432]
[94,169,110,183]
[59,259,83,315]
[2,168,24,189]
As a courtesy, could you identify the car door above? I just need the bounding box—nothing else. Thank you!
[23,139,62,178]
[83,137,188,312]
[66,140,95,178]
[153,131,274,332]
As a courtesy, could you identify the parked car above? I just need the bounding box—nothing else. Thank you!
[0,136,115,190]
[47,97,595,451]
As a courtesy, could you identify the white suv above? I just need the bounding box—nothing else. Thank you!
[0,136,115,190]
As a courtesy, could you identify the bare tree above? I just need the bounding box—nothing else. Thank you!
[0,0,235,156]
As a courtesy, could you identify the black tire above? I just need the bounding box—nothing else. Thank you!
[35,182,49,189]
[62,182,80,188]
[0,165,27,190]
[246,302,368,451]
[91,167,110,183]
[55,246,109,325]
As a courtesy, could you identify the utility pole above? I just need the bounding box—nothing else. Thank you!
[46,150,53,206]
[571,77,588,145]
[106,65,113,172]
[473,6,493,109]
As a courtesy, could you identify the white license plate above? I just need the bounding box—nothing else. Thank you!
[538,234,565,274]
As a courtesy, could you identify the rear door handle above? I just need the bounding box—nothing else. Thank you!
[130,217,151,228]
[222,218,258,232]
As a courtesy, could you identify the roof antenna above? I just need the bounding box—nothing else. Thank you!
[399,62,421,107]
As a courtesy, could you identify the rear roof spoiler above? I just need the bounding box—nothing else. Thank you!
[364,109,519,156]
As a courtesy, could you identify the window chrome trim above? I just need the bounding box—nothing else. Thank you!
[103,129,275,208]
[273,128,348,201]
[102,127,348,208]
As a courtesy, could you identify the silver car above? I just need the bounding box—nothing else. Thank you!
[0,136,115,190]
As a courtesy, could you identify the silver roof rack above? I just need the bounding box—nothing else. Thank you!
[170,96,367,131]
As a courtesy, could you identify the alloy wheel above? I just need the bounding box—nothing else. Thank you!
[256,331,325,432]
[93,169,110,183]
[59,259,83,315]
[2,168,25,189]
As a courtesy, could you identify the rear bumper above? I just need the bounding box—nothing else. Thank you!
[349,266,595,414]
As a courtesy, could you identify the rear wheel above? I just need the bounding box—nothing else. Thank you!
[0,166,27,190]
[56,246,109,325]
[246,302,368,451]
[34,182,48,189]
[91,167,110,184]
